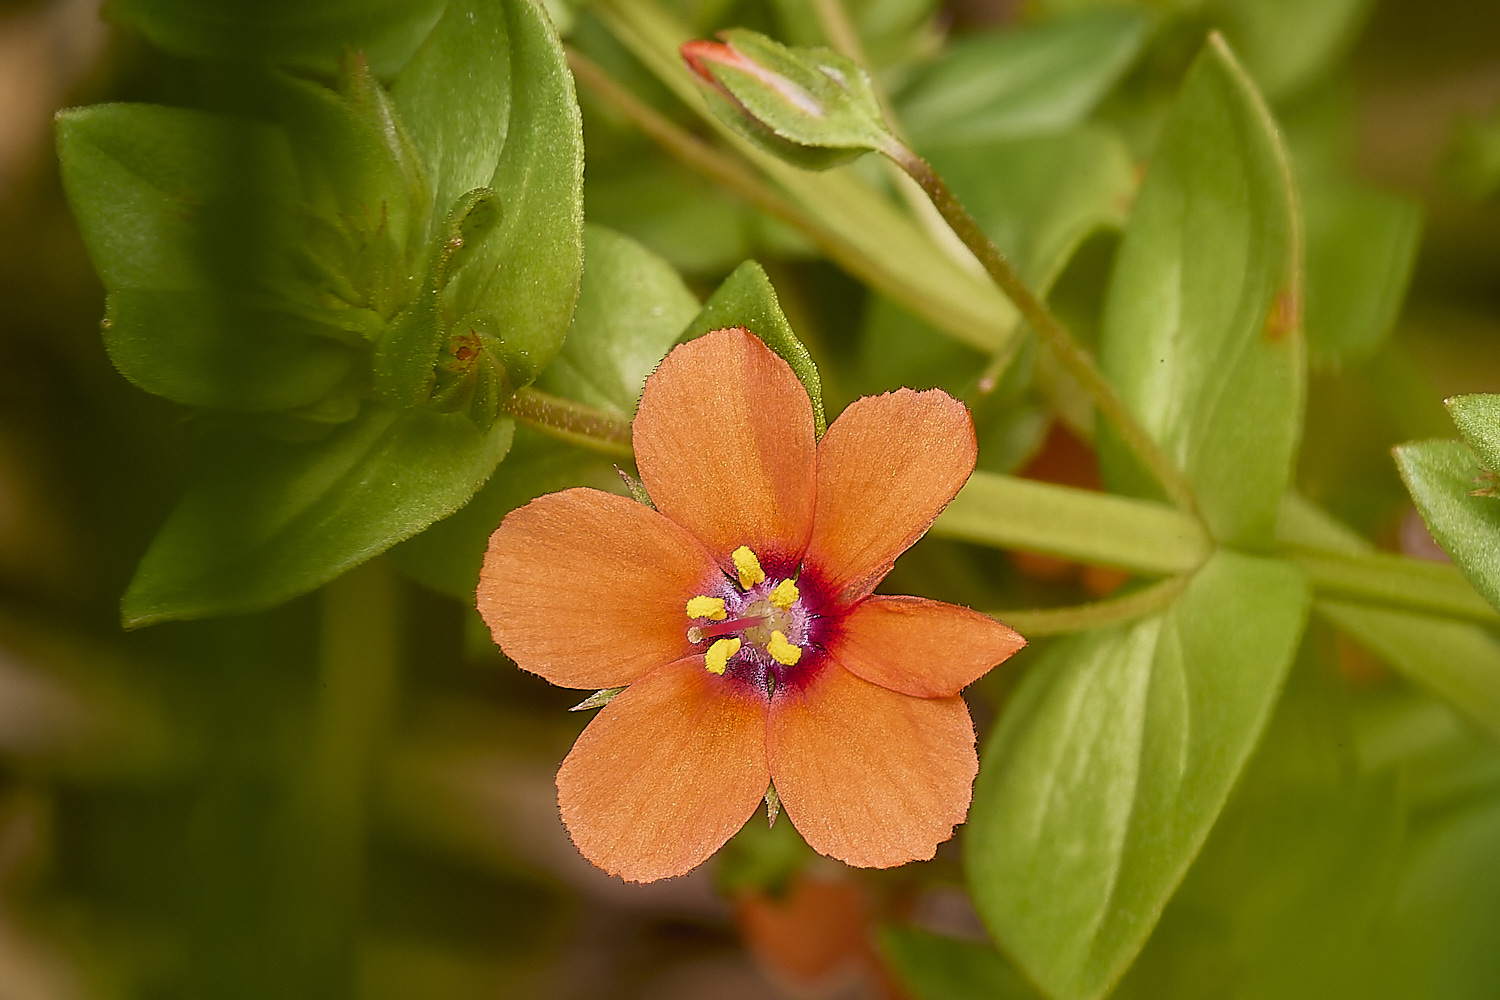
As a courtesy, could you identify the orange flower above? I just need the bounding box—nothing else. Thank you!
[478,328,1025,882]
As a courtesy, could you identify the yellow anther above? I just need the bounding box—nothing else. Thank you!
[705,637,741,675]
[769,578,799,610]
[767,630,802,666]
[686,595,728,621]
[732,545,766,589]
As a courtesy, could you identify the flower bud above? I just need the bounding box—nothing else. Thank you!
[681,30,895,170]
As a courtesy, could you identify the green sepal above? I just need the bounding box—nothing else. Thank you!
[372,187,503,408]
[679,261,826,436]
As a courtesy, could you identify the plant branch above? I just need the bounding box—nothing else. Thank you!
[1286,547,1500,626]
[884,140,1198,515]
[501,387,634,459]
[992,575,1191,637]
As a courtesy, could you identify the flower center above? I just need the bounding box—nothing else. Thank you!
[685,545,811,679]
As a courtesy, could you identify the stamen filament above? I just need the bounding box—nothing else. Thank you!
[690,615,769,643]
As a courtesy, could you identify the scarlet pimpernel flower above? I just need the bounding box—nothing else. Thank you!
[478,328,1025,882]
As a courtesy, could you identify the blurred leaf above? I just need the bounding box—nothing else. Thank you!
[680,261,826,434]
[1112,652,1404,1000]
[966,550,1309,1000]
[122,410,513,625]
[106,0,448,76]
[1304,179,1421,363]
[1395,439,1500,613]
[1443,107,1500,201]
[57,103,302,293]
[1371,794,1500,999]
[715,814,814,898]
[585,160,757,273]
[1211,0,1374,102]
[880,927,1043,1000]
[1447,393,1500,473]
[927,125,1135,289]
[537,224,700,414]
[1098,36,1301,548]
[1318,600,1500,743]
[898,9,1151,147]
[408,0,585,389]
[103,289,358,412]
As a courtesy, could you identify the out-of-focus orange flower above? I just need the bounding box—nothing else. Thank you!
[478,329,1024,882]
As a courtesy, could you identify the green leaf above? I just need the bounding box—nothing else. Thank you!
[682,29,895,168]
[1113,653,1405,1000]
[1373,793,1500,999]
[425,0,585,389]
[1098,35,1302,548]
[1446,393,1500,473]
[931,470,1211,575]
[925,125,1135,289]
[1304,179,1421,363]
[1210,0,1374,102]
[880,928,1043,1000]
[897,9,1151,147]
[679,261,826,435]
[966,549,1310,1000]
[1395,439,1500,613]
[103,289,358,412]
[106,0,448,76]
[122,408,513,625]
[57,103,303,294]
[387,426,615,599]
[1318,600,1500,743]
[537,224,701,414]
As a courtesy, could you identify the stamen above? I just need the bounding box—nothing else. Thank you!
[767,630,802,666]
[685,595,728,621]
[705,637,741,675]
[769,579,799,610]
[732,545,766,588]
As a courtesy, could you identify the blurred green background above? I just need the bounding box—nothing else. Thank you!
[2,0,1500,996]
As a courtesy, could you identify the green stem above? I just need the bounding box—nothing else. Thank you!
[993,575,1191,637]
[502,386,634,459]
[884,141,1198,516]
[1286,547,1499,626]
[932,471,1211,576]
[276,559,401,997]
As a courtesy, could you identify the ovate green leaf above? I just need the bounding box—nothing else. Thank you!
[966,550,1310,1000]
[1446,393,1500,474]
[123,409,513,625]
[899,9,1150,147]
[1098,36,1302,547]
[1304,179,1421,363]
[880,928,1043,1000]
[107,0,447,76]
[537,224,700,414]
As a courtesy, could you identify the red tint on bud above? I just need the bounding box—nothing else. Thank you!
[680,38,823,117]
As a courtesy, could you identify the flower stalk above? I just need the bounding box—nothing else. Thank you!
[501,386,634,458]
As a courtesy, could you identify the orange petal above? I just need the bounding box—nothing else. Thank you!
[478,488,723,690]
[805,389,975,605]
[830,596,1025,698]
[634,328,816,568]
[768,665,976,868]
[557,656,770,882]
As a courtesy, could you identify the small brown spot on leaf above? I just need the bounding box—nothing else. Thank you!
[1263,287,1298,342]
